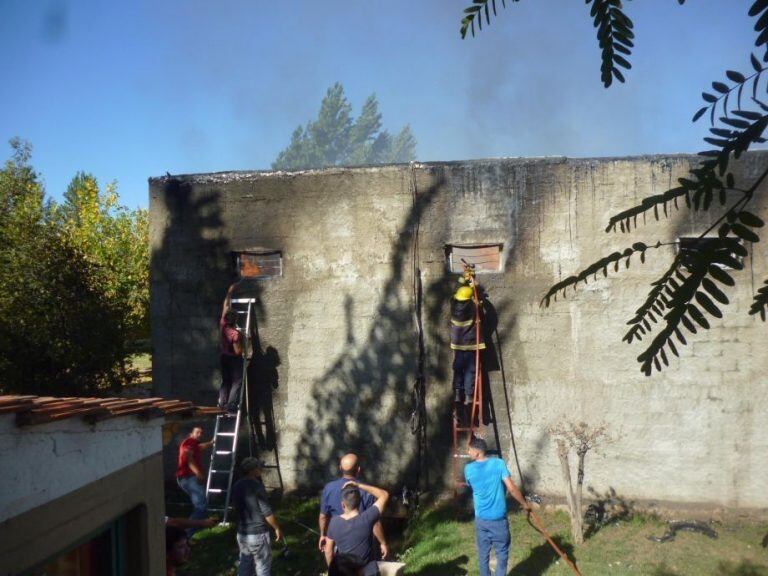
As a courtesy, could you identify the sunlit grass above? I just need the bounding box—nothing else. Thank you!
[177,496,768,576]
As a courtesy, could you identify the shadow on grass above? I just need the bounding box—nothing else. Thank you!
[178,524,237,576]
[509,536,575,576]
[414,554,470,576]
[177,497,328,576]
[651,561,768,576]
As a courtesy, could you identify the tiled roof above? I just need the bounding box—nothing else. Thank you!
[0,395,221,427]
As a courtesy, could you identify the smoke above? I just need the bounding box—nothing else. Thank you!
[40,0,68,44]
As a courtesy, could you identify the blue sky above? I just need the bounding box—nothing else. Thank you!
[0,1,756,208]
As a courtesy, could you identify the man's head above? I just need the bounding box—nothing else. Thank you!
[188,426,203,441]
[241,456,264,478]
[339,453,360,477]
[468,437,487,461]
[224,308,238,326]
[165,525,190,570]
[340,486,361,513]
[329,553,366,576]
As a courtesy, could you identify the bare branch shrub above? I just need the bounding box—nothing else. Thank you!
[548,421,609,545]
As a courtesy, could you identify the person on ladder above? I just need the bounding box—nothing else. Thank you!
[450,281,485,426]
[219,282,244,414]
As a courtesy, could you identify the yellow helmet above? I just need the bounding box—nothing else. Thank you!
[454,286,473,301]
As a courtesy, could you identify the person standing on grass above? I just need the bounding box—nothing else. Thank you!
[464,437,530,576]
[324,480,389,576]
[318,453,388,560]
[175,425,213,535]
[231,457,283,576]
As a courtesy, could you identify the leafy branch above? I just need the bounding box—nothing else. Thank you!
[460,0,515,40]
[605,92,768,233]
[634,239,745,376]
[540,241,668,307]
[693,55,768,124]
[749,278,768,320]
[587,0,634,88]
[459,0,641,88]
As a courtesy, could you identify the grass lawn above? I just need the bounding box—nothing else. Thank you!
[177,496,768,576]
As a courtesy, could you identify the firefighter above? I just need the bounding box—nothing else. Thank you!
[450,282,485,413]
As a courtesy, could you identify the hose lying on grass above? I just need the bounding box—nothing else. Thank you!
[647,521,718,543]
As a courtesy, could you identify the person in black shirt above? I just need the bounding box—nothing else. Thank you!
[325,480,389,576]
[231,457,282,576]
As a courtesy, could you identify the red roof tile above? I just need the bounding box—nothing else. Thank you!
[0,395,222,427]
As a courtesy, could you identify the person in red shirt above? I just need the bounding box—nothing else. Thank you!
[219,282,245,413]
[175,426,213,535]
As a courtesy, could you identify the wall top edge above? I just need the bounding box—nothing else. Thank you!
[148,152,768,186]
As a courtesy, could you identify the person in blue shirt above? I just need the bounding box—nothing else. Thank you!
[318,453,388,560]
[464,437,530,576]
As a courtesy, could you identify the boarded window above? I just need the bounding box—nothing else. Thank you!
[236,250,282,278]
[678,237,743,270]
[446,244,502,274]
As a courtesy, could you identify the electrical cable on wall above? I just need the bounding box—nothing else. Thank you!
[408,162,428,495]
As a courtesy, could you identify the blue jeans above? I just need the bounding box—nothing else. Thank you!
[475,518,510,576]
[177,475,207,535]
[237,532,272,576]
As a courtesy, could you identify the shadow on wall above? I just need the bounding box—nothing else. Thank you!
[293,175,452,489]
[422,250,536,490]
[152,178,267,494]
[152,177,266,404]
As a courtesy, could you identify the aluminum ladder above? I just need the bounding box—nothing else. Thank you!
[204,297,255,523]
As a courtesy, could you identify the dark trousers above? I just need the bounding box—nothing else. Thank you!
[452,349,477,399]
[219,354,244,412]
[475,518,510,576]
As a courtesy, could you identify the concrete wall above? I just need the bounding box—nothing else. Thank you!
[0,414,162,522]
[0,415,165,575]
[149,153,768,509]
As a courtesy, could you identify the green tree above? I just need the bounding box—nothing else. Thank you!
[60,172,149,342]
[460,0,768,375]
[0,140,148,395]
[272,83,417,170]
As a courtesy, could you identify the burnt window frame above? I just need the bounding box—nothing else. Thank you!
[445,243,504,274]
[234,249,283,279]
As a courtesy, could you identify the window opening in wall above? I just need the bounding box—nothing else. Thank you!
[446,244,503,274]
[236,249,283,279]
[34,515,128,576]
[677,237,744,270]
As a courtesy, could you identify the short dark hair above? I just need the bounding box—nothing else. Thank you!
[165,525,187,553]
[224,309,237,325]
[341,487,361,511]
[329,553,366,576]
[469,437,487,453]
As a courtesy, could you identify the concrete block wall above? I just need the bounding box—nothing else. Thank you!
[150,152,768,508]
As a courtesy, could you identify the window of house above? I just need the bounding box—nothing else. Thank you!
[236,250,283,279]
[678,237,743,270]
[33,517,127,576]
[446,244,503,274]
[30,505,147,576]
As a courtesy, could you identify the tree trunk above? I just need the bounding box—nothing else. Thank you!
[555,441,584,545]
[573,448,586,544]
